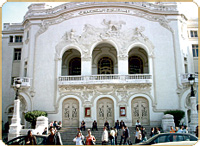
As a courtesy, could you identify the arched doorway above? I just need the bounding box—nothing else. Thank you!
[97,98,114,127]
[132,97,149,125]
[62,98,79,127]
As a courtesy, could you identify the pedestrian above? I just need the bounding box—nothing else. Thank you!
[46,126,63,145]
[177,126,184,133]
[175,127,179,133]
[120,120,125,129]
[104,120,110,130]
[109,127,115,145]
[119,126,125,145]
[183,126,188,133]
[195,126,198,137]
[4,121,9,133]
[25,130,37,145]
[135,127,142,143]
[73,132,85,145]
[154,127,160,135]
[114,127,118,145]
[102,127,108,145]
[57,121,62,130]
[150,127,154,137]
[85,129,96,145]
[53,121,58,130]
[92,120,98,131]
[42,127,48,135]
[135,120,141,129]
[169,126,175,133]
[124,126,130,145]
[115,120,120,130]
[80,120,86,131]
[140,126,147,142]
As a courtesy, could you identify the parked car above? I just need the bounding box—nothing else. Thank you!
[152,141,197,145]
[6,135,48,145]
[136,133,198,145]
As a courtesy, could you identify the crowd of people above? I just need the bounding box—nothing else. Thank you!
[23,119,198,145]
[72,120,149,145]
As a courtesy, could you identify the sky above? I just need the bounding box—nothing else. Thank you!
[2,2,198,26]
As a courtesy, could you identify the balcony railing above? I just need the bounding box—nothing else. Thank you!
[181,73,198,83]
[58,74,152,85]
[13,77,31,87]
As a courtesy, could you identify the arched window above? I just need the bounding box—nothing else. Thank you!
[98,57,113,74]
[129,56,143,74]
[69,57,81,75]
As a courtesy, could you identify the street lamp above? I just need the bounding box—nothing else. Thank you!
[15,78,22,100]
[188,74,195,97]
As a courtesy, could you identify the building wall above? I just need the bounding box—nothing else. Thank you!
[2,2,198,128]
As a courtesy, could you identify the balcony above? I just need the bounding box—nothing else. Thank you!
[13,77,31,88]
[181,73,198,84]
[58,74,152,85]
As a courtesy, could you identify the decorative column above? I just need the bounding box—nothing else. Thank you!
[8,99,22,141]
[188,74,198,132]
[8,78,22,141]
[189,96,198,132]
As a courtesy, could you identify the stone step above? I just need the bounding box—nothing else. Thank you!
[58,126,161,145]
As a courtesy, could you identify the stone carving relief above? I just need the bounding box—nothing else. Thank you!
[64,104,70,118]
[106,104,112,117]
[59,84,151,105]
[72,104,78,118]
[56,19,154,60]
[99,104,104,117]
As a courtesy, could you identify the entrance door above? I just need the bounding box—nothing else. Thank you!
[62,98,79,127]
[132,97,149,125]
[97,98,114,127]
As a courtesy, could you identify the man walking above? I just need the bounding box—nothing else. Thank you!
[102,127,108,145]
[119,126,125,145]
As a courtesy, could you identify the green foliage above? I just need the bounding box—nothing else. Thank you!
[25,110,48,128]
[164,110,185,126]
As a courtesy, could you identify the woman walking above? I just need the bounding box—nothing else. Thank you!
[25,130,37,145]
[73,132,85,145]
[135,127,142,143]
[85,129,96,145]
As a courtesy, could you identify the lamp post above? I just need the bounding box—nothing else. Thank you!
[188,74,195,97]
[15,78,22,100]
[8,78,22,141]
[188,74,198,133]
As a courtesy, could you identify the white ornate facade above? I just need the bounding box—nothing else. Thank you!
[2,2,198,128]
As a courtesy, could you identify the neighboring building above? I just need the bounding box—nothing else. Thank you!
[2,2,198,128]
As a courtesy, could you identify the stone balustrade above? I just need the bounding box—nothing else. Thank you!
[58,74,152,85]
[181,73,198,83]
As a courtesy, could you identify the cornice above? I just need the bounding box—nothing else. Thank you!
[23,2,178,22]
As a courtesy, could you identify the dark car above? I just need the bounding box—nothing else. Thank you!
[137,133,198,145]
[6,135,48,145]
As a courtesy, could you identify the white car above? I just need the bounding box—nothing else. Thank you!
[153,141,198,145]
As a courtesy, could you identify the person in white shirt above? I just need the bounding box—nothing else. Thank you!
[135,127,142,143]
[73,132,84,145]
[110,127,116,145]
[135,120,141,129]
[102,127,108,145]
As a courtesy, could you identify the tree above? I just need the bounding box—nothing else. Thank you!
[164,110,185,126]
[25,110,48,128]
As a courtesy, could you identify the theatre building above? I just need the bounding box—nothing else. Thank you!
[2,2,198,128]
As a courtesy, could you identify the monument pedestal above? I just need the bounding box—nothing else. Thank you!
[8,99,22,141]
